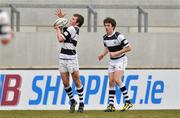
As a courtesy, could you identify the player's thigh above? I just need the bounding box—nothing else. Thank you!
[71,70,80,81]
[113,58,127,84]
[115,57,128,72]
[67,59,79,73]
[71,71,82,88]
[108,61,115,73]
[59,59,68,73]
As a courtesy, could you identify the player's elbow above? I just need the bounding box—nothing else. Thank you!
[58,38,64,42]
[127,44,132,52]
[58,40,64,43]
[129,45,132,51]
[57,36,64,43]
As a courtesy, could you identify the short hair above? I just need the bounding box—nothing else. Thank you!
[103,17,116,29]
[73,14,84,27]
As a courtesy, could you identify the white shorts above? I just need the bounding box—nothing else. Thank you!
[108,56,128,73]
[59,59,79,73]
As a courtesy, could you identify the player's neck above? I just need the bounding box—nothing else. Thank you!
[107,30,115,36]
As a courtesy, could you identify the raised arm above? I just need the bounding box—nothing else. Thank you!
[55,26,65,43]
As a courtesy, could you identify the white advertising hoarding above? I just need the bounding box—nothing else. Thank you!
[0,69,180,110]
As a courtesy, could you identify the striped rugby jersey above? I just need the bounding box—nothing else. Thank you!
[103,31,129,60]
[59,26,79,60]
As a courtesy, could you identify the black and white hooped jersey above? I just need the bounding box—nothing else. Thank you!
[103,31,129,60]
[0,10,11,39]
[59,26,79,60]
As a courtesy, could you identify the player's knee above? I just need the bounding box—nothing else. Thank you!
[72,76,81,87]
[115,78,122,84]
[61,78,69,87]
[62,81,69,87]
[72,77,80,83]
[71,72,79,81]
[109,80,115,87]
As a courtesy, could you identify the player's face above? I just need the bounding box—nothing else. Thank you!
[104,23,114,35]
[69,16,78,26]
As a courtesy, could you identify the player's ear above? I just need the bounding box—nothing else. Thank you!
[112,26,116,30]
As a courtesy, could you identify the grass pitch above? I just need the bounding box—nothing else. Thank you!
[0,110,180,118]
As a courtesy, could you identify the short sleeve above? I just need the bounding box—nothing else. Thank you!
[104,42,107,47]
[63,26,76,40]
[103,35,107,47]
[117,34,129,47]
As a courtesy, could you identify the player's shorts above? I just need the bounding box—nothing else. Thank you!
[59,59,79,73]
[108,56,128,73]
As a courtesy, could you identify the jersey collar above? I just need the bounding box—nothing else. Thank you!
[107,31,115,37]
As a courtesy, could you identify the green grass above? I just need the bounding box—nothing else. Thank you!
[0,110,180,118]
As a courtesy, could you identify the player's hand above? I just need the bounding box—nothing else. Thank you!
[98,54,104,61]
[54,26,62,31]
[55,9,66,18]
[54,26,58,29]
[54,25,60,29]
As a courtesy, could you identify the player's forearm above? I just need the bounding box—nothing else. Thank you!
[117,45,132,55]
[102,48,109,56]
[56,28,64,42]
[98,48,108,61]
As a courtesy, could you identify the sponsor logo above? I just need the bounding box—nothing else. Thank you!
[0,74,21,106]
[28,74,164,105]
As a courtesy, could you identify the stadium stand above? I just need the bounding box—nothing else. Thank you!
[0,0,180,68]
[0,0,180,32]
